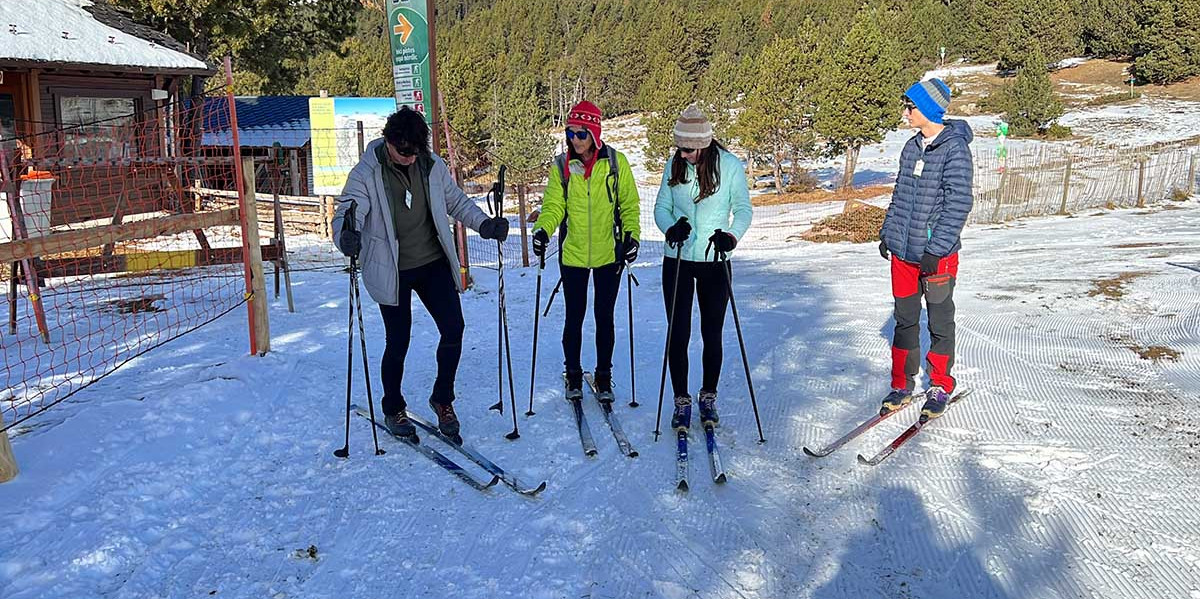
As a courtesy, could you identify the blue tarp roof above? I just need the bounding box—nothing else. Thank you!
[202,96,311,148]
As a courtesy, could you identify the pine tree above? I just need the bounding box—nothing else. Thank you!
[638,59,696,172]
[695,51,744,143]
[489,75,557,266]
[734,32,820,194]
[1132,0,1200,84]
[104,0,357,94]
[991,50,1065,136]
[813,9,903,191]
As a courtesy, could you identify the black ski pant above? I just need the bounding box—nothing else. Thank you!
[561,262,621,377]
[378,258,464,414]
[663,258,729,399]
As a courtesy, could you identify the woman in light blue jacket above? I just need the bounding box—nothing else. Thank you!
[654,105,752,431]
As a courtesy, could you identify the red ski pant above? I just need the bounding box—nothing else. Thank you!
[890,253,958,393]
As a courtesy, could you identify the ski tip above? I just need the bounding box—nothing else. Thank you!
[485,475,501,488]
[714,473,728,484]
[856,454,870,465]
[677,480,689,492]
[802,446,822,458]
[525,481,548,495]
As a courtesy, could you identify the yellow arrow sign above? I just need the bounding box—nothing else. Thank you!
[393,14,414,45]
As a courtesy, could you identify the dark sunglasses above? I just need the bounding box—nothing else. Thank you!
[902,98,917,111]
[565,129,590,141]
[677,146,700,155]
[390,144,418,157]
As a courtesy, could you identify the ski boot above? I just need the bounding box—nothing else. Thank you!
[920,387,950,423]
[593,370,615,404]
[671,395,692,432]
[565,370,584,402]
[428,399,462,445]
[879,388,913,416]
[697,389,719,427]
[384,412,417,440]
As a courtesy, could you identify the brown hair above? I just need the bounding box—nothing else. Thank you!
[668,140,726,202]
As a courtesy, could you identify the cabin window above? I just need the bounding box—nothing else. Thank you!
[58,96,139,160]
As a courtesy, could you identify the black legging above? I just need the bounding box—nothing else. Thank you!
[378,258,464,414]
[662,258,729,398]
[561,262,621,376]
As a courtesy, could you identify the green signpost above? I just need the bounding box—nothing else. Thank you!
[388,0,435,124]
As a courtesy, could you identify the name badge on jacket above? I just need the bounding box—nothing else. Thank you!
[912,159,925,178]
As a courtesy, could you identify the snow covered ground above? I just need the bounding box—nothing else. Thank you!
[3,194,1199,598]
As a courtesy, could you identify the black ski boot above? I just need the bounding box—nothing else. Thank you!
[697,389,719,427]
[428,399,462,445]
[593,370,614,404]
[565,370,584,402]
[671,395,692,431]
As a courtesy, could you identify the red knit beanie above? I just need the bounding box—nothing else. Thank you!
[566,100,603,147]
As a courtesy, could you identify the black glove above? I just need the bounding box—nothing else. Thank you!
[621,236,640,264]
[664,217,691,248]
[479,216,509,242]
[708,231,737,253]
[338,229,361,258]
[878,240,890,260]
[920,252,940,275]
[531,229,549,258]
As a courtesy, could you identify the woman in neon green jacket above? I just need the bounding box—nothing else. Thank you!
[531,101,641,403]
[654,105,752,431]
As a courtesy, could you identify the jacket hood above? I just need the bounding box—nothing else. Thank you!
[928,119,974,149]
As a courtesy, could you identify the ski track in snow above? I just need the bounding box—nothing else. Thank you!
[3,199,1200,598]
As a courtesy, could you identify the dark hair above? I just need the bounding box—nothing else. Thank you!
[382,107,430,153]
[668,140,726,201]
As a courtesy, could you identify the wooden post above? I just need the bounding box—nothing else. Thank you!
[990,168,1008,222]
[324,196,336,240]
[241,156,270,355]
[289,149,302,196]
[1058,155,1073,215]
[0,410,17,483]
[517,183,530,267]
[7,262,16,334]
[1136,156,1147,208]
[1188,152,1197,196]
[271,163,295,313]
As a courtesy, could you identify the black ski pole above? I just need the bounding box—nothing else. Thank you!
[626,260,640,408]
[352,257,384,455]
[542,276,563,317]
[488,176,505,414]
[526,250,545,416]
[711,230,766,444]
[491,166,520,439]
[334,252,356,459]
[654,218,687,441]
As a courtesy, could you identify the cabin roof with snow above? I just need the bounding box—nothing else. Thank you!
[0,0,211,74]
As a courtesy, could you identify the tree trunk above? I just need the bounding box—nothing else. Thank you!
[841,145,860,191]
[773,152,784,195]
[518,183,530,267]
